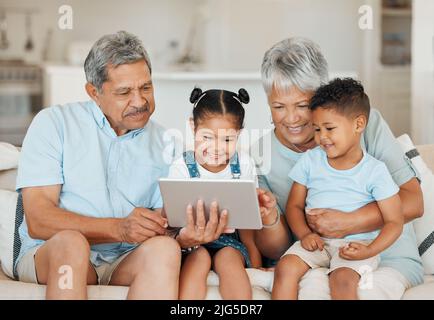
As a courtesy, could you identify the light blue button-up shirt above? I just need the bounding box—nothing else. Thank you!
[16,100,175,267]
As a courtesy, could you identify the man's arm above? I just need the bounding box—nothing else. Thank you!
[307,178,423,238]
[22,185,167,244]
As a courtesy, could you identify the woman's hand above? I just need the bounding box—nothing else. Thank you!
[339,242,373,260]
[256,188,278,225]
[306,208,353,239]
[176,200,232,248]
[301,233,324,252]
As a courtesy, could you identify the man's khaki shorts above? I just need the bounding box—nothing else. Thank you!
[16,245,134,285]
[282,238,379,275]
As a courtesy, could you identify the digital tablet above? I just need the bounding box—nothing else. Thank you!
[158,178,263,230]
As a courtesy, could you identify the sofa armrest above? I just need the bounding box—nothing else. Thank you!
[418,145,434,173]
[0,169,17,192]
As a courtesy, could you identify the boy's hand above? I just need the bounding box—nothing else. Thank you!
[301,233,324,251]
[339,242,373,260]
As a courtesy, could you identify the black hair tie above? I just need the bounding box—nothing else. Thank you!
[190,87,203,104]
[237,88,250,104]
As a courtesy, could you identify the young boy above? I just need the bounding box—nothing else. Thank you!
[272,78,404,300]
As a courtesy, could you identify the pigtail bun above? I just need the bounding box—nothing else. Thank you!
[190,87,203,104]
[237,88,250,104]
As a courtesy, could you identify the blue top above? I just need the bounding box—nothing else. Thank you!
[289,146,399,241]
[250,108,424,287]
[16,100,175,267]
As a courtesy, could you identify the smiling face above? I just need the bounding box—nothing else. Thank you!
[312,107,366,161]
[193,115,240,173]
[268,85,317,152]
[85,60,155,136]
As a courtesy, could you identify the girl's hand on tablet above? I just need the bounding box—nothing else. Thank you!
[176,200,232,248]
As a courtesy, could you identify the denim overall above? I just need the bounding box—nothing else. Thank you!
[182,151,251,267]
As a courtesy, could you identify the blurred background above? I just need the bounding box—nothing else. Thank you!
[0,0,433,146]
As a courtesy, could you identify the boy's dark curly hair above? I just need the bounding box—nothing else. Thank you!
[309,78,370,121]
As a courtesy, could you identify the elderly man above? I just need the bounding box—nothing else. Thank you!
[14,31,185,300]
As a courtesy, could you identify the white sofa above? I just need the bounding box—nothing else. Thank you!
[0,145,433,300]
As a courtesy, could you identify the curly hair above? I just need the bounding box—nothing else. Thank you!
[309,78,370,121]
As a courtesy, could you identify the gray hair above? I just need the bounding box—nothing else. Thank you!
[84,31,152,92]
[261,37,329,95]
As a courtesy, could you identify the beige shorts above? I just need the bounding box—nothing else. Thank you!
[282,238,380,275]
[16,245,134,285]
[297,267,411,300]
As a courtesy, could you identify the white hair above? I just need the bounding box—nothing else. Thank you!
[261,37,329,95]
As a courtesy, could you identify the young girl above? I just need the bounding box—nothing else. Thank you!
[168,87,262,300]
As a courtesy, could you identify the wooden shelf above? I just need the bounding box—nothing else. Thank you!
[379,64,411,72]
[382,8,412,17]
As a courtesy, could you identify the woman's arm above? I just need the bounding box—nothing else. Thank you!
[254,187,291,260]
[306,178,423,238]
[254,214,291,260]
[239,229,262,268]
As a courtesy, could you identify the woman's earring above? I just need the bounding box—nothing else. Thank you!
[270,115,274,125]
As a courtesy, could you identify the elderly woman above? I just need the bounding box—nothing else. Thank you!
[251,37,424,299]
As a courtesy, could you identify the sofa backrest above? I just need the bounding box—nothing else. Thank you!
[418,145,434,172]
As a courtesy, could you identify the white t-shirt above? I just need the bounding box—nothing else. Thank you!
[168,150,259,186]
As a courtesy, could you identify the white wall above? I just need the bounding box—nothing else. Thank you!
[1,0,364,76]
[0,0,200,69]
[203,0,365,75]
[412,0,434,144]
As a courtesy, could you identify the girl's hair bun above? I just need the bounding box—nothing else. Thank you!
[190,87,203,104]
[237,88,250,104]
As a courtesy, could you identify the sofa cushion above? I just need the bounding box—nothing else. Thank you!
[397,134,434,275]
[0,190,19,278]
[402,276,434,300]
[0,264,11,281]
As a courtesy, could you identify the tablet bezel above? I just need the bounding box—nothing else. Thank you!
[159,178,263,230]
